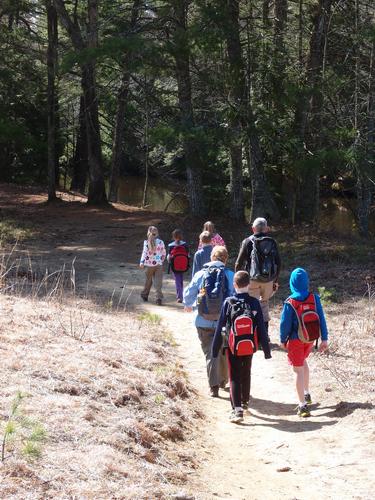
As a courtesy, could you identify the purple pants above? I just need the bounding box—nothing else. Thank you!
[173,272,184,300]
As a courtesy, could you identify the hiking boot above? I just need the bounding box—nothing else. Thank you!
[304,393,312,405]
[156,299,162,306]
[297,404,311,418]
[210,386,219,398]
[229,409,244,424]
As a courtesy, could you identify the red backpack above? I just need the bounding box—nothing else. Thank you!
[286,293,321,343]
[225,298,258,356]
[169,244,189,273]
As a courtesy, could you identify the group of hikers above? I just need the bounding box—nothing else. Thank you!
[139,219,329,423]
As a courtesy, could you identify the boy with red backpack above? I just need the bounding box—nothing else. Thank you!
[280,268,328,418]
[212,271,271,423]
[183,246,234,397]
[167,229,190,303]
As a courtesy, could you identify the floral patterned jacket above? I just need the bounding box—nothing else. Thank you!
[140,238,166,267]
[198,232,225,249]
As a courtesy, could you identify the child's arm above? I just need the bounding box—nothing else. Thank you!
[160,241,166,263]
[166,242,171,262]
[279,303,293,346]
[139,241,147,267]
[225,270,235,296]
[253,301,271,359]
[191,251,199,277]
[212,301,228,358]
[315,294,328,351]
[183,271,201,308]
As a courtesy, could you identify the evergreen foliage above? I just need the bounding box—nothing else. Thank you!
[0,1,373,232]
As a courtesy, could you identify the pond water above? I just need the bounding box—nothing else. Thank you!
[117,176,188,213]
[320,198,375,234]
[117,176,375,234]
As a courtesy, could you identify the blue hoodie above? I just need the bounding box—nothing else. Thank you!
[280,268,328,343]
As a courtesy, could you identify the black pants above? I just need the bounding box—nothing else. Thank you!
[226,351,253,409]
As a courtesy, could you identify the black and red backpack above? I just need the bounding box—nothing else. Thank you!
[286,293,321,343]
[225,298,258,356]
[169,243,190,273]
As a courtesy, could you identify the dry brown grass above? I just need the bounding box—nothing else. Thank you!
[311,289,375,396]
[0,262,201,499]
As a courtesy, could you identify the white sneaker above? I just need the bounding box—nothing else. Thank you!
[229,409,244,423]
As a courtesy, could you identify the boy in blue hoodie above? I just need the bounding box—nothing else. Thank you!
[280,268,328,417]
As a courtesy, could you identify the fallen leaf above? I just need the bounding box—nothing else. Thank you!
[277,466,291,472]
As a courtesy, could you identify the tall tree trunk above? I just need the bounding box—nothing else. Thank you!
[248,115,280,222]
[54,87,61,185]
[109,0,141,202]
[70,95,88,193]
[109,69,131,202]
[273,0,288,106]
[224,0,280,221]
[356,36,375,236]
[54,0,107,205]
[172,0,205,216]
[296,0,332,222]
[82,62,107,204]
[225,0,245,220]
[46,1,58,201]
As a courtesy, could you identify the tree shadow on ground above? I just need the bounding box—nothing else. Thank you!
[250,413,338,433]
[316,401,374,417]
[250,397,298,416]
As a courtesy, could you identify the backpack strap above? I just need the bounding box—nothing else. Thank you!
[285,297,301,343]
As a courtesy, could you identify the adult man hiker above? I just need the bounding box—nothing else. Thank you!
[235,217,281,339]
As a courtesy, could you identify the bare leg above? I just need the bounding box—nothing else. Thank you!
[293,366,305,405]
[303,359,310,392]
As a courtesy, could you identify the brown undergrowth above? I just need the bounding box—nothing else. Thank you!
[311,287,375,399]
[0,257,201,499]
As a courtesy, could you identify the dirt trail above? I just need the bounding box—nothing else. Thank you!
[140,280,373,500]
[1,186,374,500]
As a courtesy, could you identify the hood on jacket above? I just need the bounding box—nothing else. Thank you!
[289,267,310,300]
[203,260,225,269]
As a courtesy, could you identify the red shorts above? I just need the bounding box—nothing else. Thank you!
[287,339,313,367]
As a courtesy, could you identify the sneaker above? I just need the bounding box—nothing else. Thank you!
[242,402,249,411]
[304,393,312,405]
[176,298,182,303]
[141,295,148,302]
[156,299,162,306]
[297,404,311,418]
[229,409,244,423]
[210,386,219,398]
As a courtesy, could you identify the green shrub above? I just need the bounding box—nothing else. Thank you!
[318,286,336,305]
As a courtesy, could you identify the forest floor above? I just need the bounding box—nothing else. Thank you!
[0,182,374,499]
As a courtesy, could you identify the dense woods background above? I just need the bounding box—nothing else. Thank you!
[0,0,374,234]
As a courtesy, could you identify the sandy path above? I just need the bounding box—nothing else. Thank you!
[139,275,373,500]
